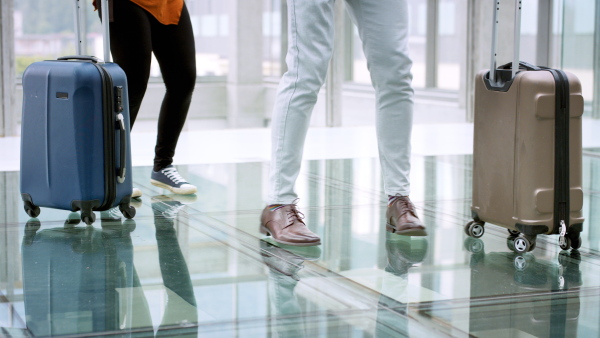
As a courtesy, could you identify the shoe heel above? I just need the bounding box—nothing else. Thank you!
[259,225,271,236]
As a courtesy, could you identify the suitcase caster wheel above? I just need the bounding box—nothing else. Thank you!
[466,221,485,238]
[24,201,40,218]
[508,229,520,236]
[119,205,136,219]
[513,236,531,253]
[568,232,581,250]
[81,212,96,225]
[559,236,571,250]
[64,212,81,227]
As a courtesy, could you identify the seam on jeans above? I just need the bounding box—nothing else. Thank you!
[273,0,301,202]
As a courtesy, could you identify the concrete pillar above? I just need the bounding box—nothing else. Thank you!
[593,0,600,118]
[325,0,345,127]
[0,0,16,136]
[466,0,517,121]
[227,0,265,128]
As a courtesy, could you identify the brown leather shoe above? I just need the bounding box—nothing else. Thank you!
[260,203,321,246]
[386,196,427,236]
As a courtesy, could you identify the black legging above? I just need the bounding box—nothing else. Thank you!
[101,0,196,171]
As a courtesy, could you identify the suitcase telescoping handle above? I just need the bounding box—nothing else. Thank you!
[73,0,111,62]
[489,0,522,84]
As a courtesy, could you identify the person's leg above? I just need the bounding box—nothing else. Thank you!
[149,3,196,172]
[103,0,152,199]
[346,0,425,235]
[147,4,197,195]
[261,0,335,246]
[268,0,336,205]
[106,0,153,128]
[345,0,413,197]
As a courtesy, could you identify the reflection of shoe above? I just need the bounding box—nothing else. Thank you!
[151,165,197,195]
[260,241,321,279]
[100,207,122,221]
[386,196,427,236]
[260,202,321,247]
[132,188,143,199]
[151,194,197,219]
[385,232,428,276]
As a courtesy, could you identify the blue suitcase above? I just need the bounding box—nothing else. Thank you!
[20,0,135,224]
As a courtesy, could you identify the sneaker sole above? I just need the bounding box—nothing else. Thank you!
[386,223,428,236]
[151,180,198,195]
[132,189,143,199]
[259,225,321,247]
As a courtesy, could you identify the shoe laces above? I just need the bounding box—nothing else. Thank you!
[396,197,416,216]
[284,198,305,228]
[161,167,187,184]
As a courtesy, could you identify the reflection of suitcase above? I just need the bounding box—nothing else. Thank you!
[466,239,582,337]
[466,0,584,253]
[20,0,135,225]
[21,217,136,337]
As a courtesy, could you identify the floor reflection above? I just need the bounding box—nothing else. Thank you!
[2,154,600,336]
[465,239,582,337]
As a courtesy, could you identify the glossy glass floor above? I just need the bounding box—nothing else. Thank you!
[2,154,600,337]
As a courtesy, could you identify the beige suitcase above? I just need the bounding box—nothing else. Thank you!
[466,0,585,253]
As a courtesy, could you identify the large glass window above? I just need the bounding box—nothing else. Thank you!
[263,0,283,77]
[13,0,229,78]
[561,0,596,111]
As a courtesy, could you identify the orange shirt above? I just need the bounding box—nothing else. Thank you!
[93,0,184,25]
[130,0,183,25]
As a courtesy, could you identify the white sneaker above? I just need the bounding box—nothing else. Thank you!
[132,188,143,199]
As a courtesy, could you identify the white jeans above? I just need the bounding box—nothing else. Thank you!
[268,0,414,204]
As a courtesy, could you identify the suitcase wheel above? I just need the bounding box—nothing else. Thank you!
[119,204,136,219]
[81,211,96,225]
[569,234,581,250]
[512,236,534,253]
[508,229,520,236]
[64,212,82,227]
[24,201,40,218]
[464,221,485,238]
[560,232,581,250]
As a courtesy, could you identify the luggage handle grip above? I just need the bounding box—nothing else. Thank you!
[116,113,127,183]
[57,55,101,63]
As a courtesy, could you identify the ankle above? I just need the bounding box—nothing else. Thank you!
[388,195,406,206]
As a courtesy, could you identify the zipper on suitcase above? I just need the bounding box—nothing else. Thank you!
[549,69,570,233]
[92,63,118,210]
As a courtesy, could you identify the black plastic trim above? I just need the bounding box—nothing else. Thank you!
[92,63,117,210]
[569,223,583,234]
[71,199,102,213]
[21,193,34,204]
[515,223,549,236]
[548,69,570,232]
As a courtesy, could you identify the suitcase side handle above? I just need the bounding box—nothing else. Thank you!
[116,112,127,184]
